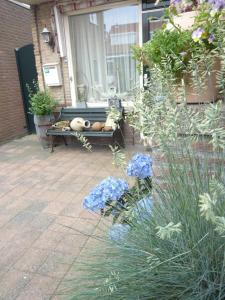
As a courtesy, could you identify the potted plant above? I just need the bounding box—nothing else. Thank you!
[133,0,225,103]
[29,85,58,148]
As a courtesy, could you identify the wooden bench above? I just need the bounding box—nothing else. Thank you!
[46,107,125,152]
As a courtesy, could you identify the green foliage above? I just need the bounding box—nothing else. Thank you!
[68,146,225,299]
[127,66,225,150]
[72,132,92,152]
[141,29,193,78]
[28,83,58,116]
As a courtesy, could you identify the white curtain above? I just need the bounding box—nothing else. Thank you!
[69,5,139,103]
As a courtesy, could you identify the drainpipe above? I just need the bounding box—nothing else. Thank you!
[33,5,46,90]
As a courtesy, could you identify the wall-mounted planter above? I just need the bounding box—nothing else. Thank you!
[174,11,220,103]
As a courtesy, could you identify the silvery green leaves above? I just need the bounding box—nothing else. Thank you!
[156,222,182,240]
[72,132,92,151]
[129,65,225,151]
[109,145,126,171]
[199,179,225,235]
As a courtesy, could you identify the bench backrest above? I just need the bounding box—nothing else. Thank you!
[59,107,123,123]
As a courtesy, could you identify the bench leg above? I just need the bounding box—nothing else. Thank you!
[50,136,55,153]
[62,136,68,146]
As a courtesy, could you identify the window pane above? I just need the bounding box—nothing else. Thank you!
[69,5,139,103]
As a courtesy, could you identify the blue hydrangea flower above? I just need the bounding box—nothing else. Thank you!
[127,153,153,179]
[83,176,128,212]
[108,224,130,242]
[101,176,128,202]
[83,184,105,212]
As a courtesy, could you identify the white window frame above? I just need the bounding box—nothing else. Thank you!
[63,0,142,107]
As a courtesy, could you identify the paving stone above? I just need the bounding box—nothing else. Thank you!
[32,230,64,250]
[55,233,88,254]
[29,213,56,231]
[14,248,49,273]
[0,269,31,300]
[37,251,72,279]
[0,135,142,298]
[15,274,60,300]
[0,244,27,272]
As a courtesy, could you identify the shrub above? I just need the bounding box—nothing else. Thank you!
[29,85,58,116]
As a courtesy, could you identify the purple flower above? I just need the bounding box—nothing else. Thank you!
[209,0,225,9]
[192,28,204,42]
[170,0,182,5]
[208,33,215,43]
[127,153,153,179]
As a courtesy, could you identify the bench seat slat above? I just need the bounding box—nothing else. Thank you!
[60,115,107,122]
[47,129,114,137]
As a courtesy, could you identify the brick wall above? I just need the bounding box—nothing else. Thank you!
[0,0,32,143]
[31,3,72,107]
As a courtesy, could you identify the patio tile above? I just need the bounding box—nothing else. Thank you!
[15,274,60,300]
[0,135,142,298]
[0,269,31,300]
[54,233,87,254]
[0,244,27,271]
[42,201,68,215]
[29,213,56,231]
[14,248,49,273]
[37,251,72,279]
[32,230,64,250]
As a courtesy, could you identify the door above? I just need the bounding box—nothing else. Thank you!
[15,44,37,133]
[142,8,168,85]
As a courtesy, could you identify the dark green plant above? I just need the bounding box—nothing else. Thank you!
[28,83,58,116]
[133,28,211,79]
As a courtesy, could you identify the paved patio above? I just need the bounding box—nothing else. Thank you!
[0,135,143,300]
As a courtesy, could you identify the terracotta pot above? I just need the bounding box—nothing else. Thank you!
[177,58,220,104]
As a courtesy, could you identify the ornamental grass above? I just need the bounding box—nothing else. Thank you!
[67,139,225,300]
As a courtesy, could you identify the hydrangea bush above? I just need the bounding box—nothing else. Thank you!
[83,154,153,224]
[127,153,152,179]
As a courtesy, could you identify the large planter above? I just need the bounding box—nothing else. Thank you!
[34,114,54,148]
[174,11,220,103]
[183,59,220,103]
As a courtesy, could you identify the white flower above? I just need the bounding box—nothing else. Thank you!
[165,22,175,31]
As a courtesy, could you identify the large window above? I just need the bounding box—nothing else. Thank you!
[69,5,139,104]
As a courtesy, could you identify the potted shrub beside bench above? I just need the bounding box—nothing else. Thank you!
[29,87,58,148]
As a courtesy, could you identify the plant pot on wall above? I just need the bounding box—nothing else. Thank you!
[176,57,221,104]
[34,114,54,148]
[174,12,220,103]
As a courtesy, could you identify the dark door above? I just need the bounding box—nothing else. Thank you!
[142,8,168,86]
[15,44,37,133]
